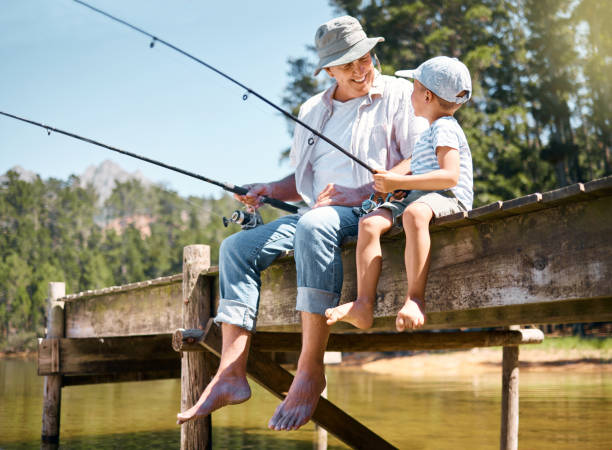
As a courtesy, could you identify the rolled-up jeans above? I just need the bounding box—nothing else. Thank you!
[214,206,359,332]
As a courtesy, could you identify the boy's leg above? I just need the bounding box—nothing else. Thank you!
[325,208,393,329]
[397,202,434,331]
[177,215,299,423]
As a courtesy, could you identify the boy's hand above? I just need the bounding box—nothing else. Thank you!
[373,170,410,193]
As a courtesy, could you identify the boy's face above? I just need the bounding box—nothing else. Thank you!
[411,79,430,117]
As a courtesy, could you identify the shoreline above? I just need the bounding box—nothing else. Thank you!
[4,340,611,374]
[350,346,612,376]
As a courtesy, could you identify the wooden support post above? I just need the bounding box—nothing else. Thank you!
[41,282,65,449]
[500,336,520,450]
[315,376,328,450]
[181,245,213,450]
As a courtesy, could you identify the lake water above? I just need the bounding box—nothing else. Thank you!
[0,357,610,449]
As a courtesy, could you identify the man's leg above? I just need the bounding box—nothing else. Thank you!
[268,311,329,430]
[268,206,359,430]
[177,215,299,424]
[177,323,252,424]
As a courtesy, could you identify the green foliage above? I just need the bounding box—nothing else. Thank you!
[0,171,283,350]
[282,0,611,204]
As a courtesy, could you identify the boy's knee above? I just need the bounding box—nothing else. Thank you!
[358,213,390,236]
[402,203,432,230]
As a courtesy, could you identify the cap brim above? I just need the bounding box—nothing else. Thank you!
[395,69,416,78]
[314,37,384,75]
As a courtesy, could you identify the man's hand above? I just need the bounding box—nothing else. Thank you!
[234,183,272,210]
[373,169,410,193]
[314,183,365,208]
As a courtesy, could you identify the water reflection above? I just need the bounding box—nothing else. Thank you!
[0,358,610,449]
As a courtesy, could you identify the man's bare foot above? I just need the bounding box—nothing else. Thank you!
[176,374,251,425]
[396,298,425,331]
[268,365,326,431]
[325,298,374,329]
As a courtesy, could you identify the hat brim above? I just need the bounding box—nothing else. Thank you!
[314,37,384,76]
[395,69,417,79]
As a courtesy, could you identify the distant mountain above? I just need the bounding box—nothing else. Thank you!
[1,160,152,206]
[0,165,38,184]
[79,159,151,205]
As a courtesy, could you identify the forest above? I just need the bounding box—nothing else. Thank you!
[1,0,610,351]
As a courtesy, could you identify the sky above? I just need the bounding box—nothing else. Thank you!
[0,0,337,198]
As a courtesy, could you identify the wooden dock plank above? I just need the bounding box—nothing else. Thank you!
[38,334,179,376]
[64,281,184,338]
[256,195,612,331]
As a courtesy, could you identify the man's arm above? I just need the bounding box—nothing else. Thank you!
[235,173,302,209]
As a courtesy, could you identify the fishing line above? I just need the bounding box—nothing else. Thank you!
[0,110,298,214]
[72,0,378,174]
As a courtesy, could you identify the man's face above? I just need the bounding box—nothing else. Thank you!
[325,53,375,102]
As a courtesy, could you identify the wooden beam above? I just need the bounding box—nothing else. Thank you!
[173,328,544,353]
[62,369,180,386]
[41,282,65,449]
[38,334,179,376]
[187,320,397,450]
[180,245,213,450]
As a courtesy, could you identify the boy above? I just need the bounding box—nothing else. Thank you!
[325,56,473,331]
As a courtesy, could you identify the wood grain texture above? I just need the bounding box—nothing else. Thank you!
[38,335,179,376]
[173,328,544,352]
[42,282,65,449]
[256,195,612,331]
[181,245,213,450]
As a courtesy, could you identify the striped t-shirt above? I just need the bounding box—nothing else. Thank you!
[410,116,473,209]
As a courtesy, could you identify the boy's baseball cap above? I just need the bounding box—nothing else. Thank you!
[396,56,472,104]
[314,16,384,76]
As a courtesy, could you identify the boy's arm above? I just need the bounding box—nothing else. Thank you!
[373,147,459,193]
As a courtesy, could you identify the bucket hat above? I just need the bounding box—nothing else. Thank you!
[396,56,471,104]
[314,16,384,76]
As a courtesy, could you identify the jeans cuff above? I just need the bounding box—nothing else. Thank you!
[213,299,257,332]
[296,286,340,316]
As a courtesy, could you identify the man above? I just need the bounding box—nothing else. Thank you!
[177,15,427,431]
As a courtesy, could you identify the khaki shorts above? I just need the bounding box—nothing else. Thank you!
[379,190,466,224]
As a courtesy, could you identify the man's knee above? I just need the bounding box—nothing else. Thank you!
[295,208,337,242]
[219,231,249,265]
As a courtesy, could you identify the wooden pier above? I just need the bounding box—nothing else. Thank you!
[38,176,612,449]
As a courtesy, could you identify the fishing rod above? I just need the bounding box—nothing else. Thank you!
[72,0,378,174]
[0,110,298,219]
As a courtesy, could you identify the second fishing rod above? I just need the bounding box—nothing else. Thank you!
[0,110,298,229]
[72,0,378,175]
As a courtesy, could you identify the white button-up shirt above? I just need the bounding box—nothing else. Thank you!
[289,72,429,207]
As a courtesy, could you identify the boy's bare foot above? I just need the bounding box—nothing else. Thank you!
[268,364,326,431]
[396,298,425,331]
[176,374,251,425]
[325,298,374,329]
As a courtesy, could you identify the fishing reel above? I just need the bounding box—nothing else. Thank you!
[352,191,409,217]
[222,209,263,230]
